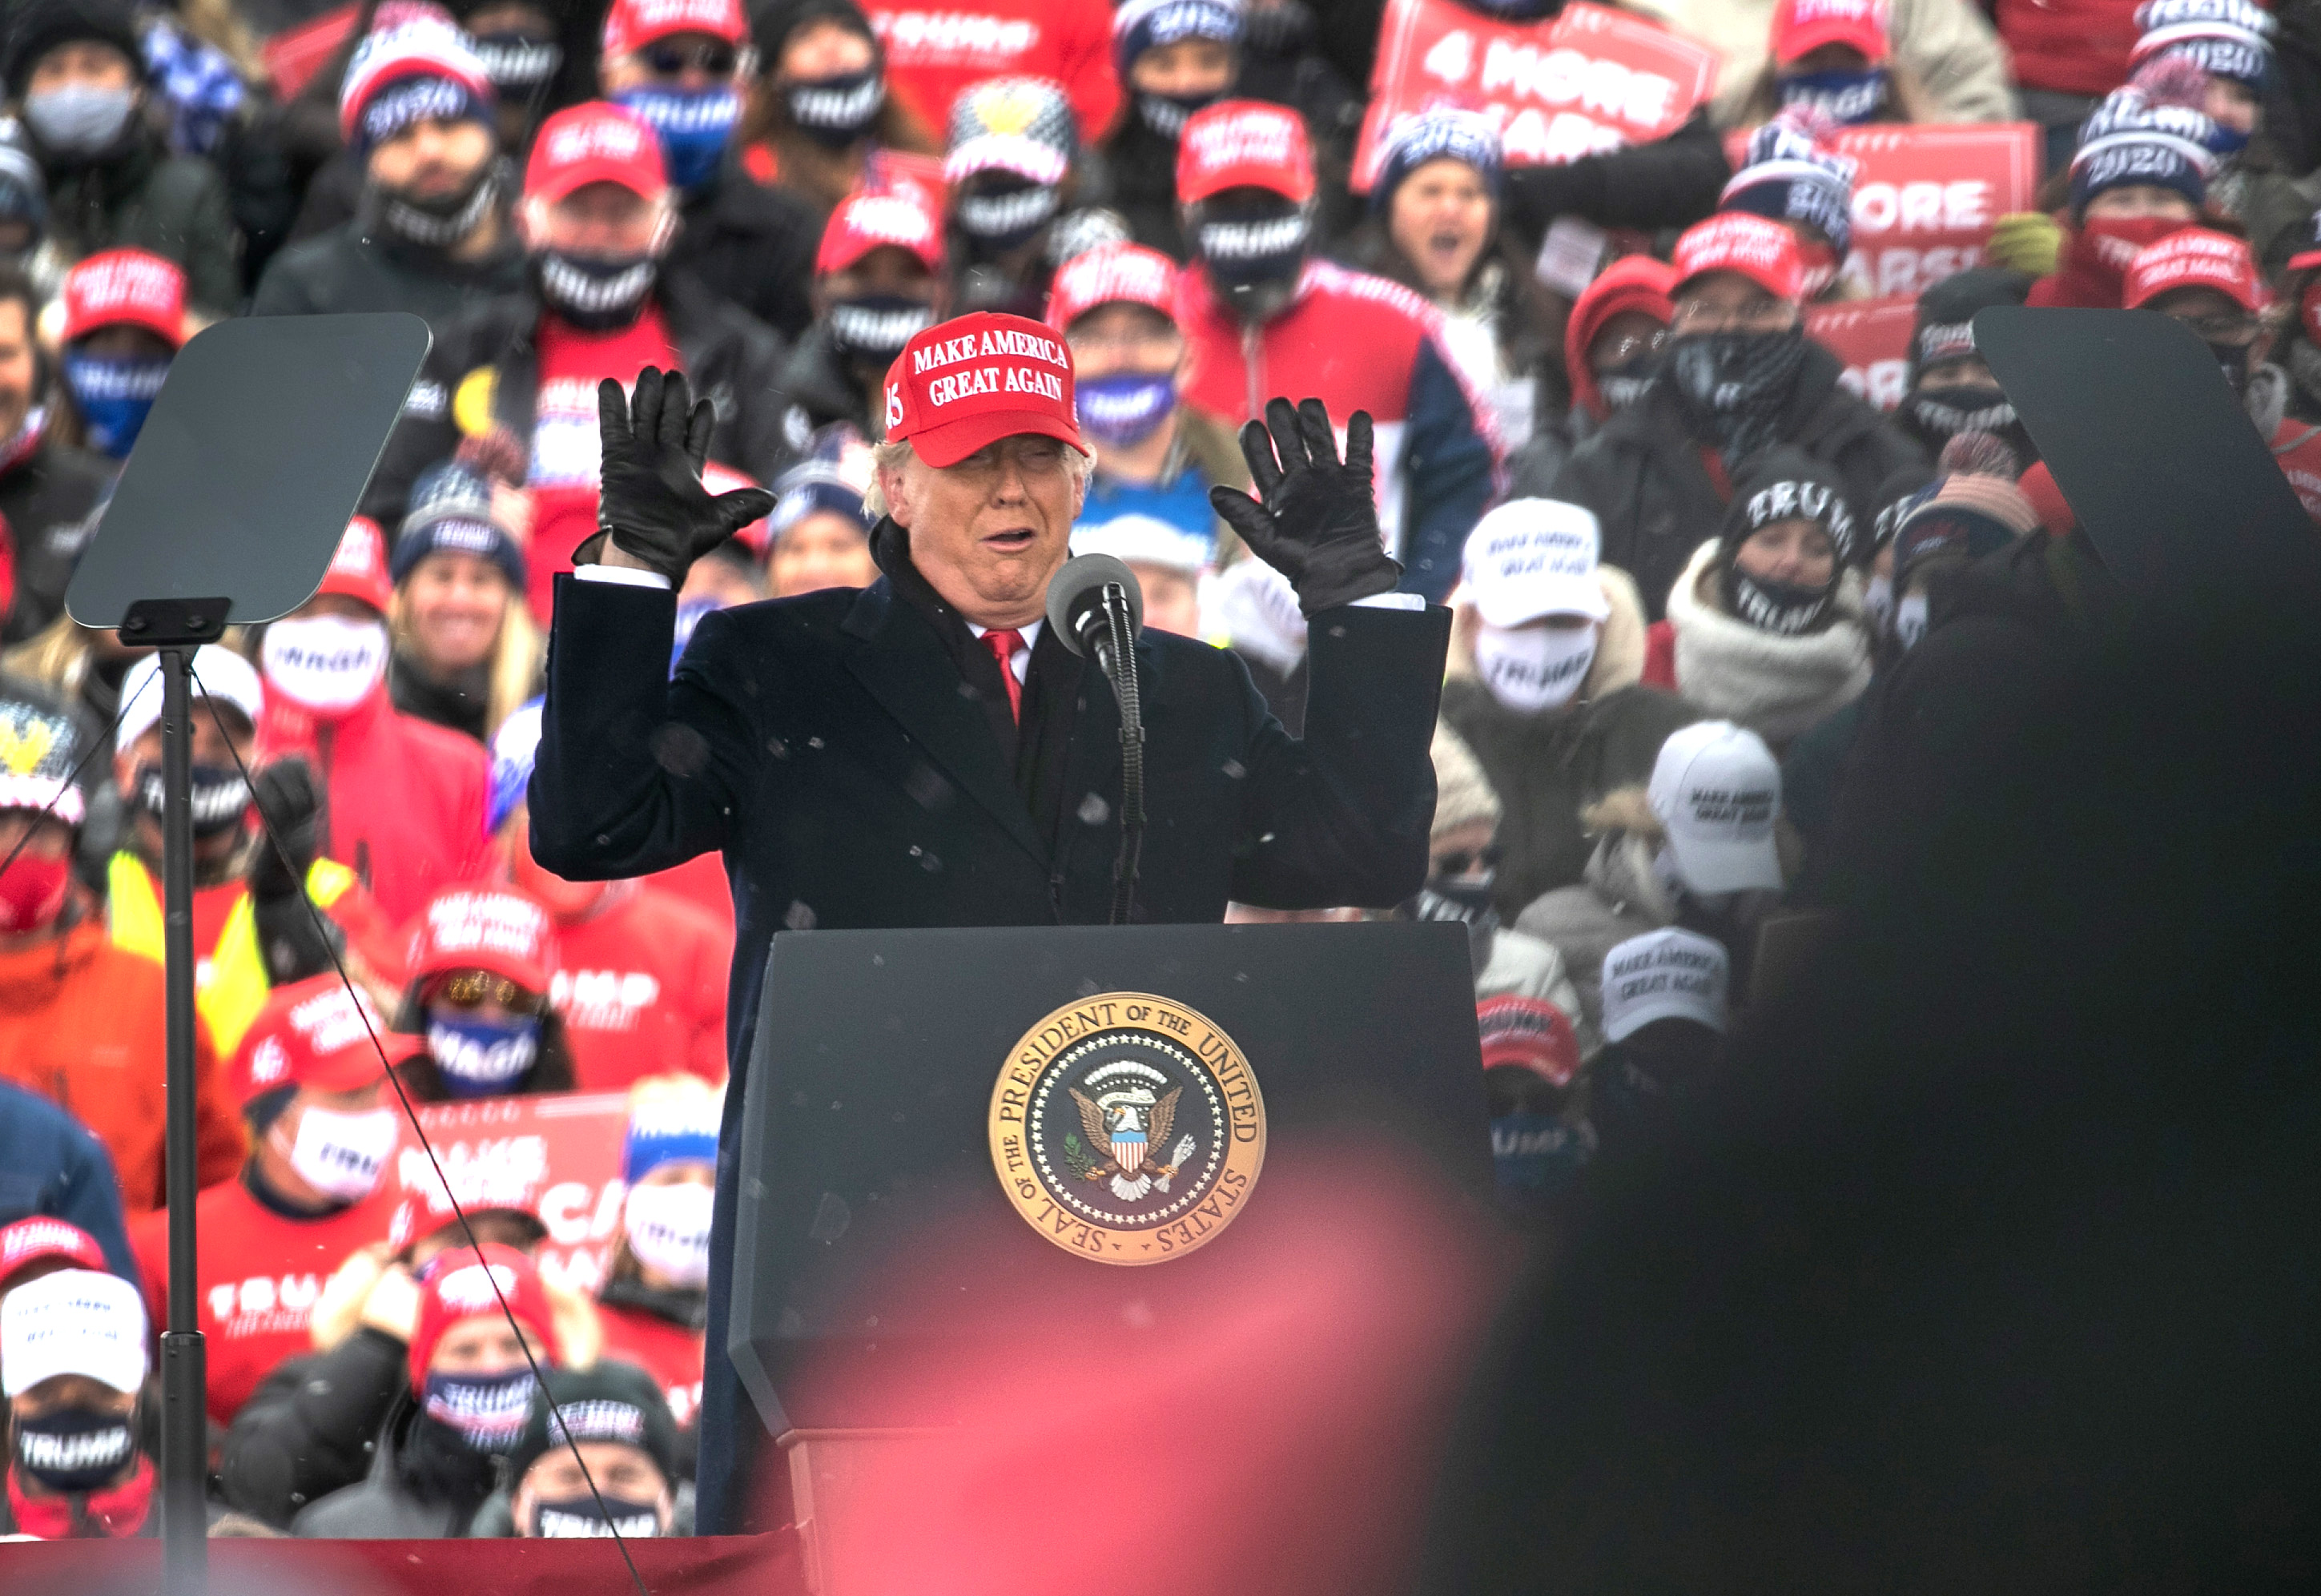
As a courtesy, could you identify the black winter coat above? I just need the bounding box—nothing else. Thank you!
[360,269,795,532]
[532,561,1450,1535]
[0,436,113,645]
[1548,342,1928,621]
[250,207,528,345]
[39,127,242,316]
[1498,108,1730,255]
[666,161,822,344]
[774,323,875,442]
[221,1324,408,1529]
[1102,116,1191,262]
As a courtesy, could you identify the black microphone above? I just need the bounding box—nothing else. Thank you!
[1044,554,1145,925]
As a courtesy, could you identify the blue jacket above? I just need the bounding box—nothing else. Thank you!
[0,1079,135,1279]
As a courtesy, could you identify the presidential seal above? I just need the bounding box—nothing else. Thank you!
[989,993,1265,1265]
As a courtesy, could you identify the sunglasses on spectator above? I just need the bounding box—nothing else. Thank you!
[1432,844,1502,877]
[1671,298,1793,334]
[1595,328,1667,366]
[427,970,545,1015]
[644,41,738,75]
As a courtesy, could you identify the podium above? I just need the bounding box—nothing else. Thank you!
[726,922,1490,1589]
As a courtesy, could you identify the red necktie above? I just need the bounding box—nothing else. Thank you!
[982,628,1027,723]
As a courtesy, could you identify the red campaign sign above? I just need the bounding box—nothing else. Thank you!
[1724,123,2042,299]
[387,1091,632,1298]
[1804,295,1921,412]
[1354,0,1721,190]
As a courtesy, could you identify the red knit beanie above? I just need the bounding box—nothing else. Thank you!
[2018,461,2078,537]
[408,1242,556,1393]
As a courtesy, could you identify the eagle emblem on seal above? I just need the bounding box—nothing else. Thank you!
[1068,1069,1196,1201]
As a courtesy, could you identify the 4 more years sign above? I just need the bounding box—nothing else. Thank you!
[1354,0,1720,188]
[387,1091,632,1294]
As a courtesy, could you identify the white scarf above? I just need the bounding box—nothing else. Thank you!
[1665,539,1872,746]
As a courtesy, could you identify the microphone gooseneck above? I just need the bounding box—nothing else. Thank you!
[1046,555,1147,924]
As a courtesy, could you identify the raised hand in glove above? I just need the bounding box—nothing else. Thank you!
[573,366,775,581]
[1209,397,1402,617]
[248,756,324,903]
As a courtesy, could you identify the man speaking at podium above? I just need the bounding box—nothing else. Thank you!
[528,310,1453,1528]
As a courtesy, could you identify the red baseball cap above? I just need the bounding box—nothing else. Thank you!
[2123,224,2265,312]
[883,312,1087,468]
[818,181,945,275]
[1177,99,1315,206]
[1046,240,1179,333]
[1672,211,1806,302]
[61,247,187,350]
[601,0,744,58]
[1771,0,1889,64]
[525,101,667,203]
[316,516,395,614]
[233,972,421,1102]
[1477,995,1582,1088]
[408,1242,556,1393]
[0,1217,105,1290]
[408,885,557,994]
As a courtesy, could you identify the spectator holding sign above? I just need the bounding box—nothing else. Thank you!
[592,1078,718,1447]
[1549,212,1923,621]
[1350,107,1560,453]
[1176,99,1498,601]
[127,974,420,1428]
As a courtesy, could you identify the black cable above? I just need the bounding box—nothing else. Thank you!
[192,669,656,1592]
[0,666,159,884]
[1104,585,1144,926]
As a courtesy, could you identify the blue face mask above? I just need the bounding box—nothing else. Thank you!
[64,352,168,458]
[614,86,740,192]
[426,1011,542,1096]
[1076,372,1177,447]
[1489,1112,1596,1205]
[2205,121,2253,159]
[420,1368,536,1452]
[1777,67,1889,125]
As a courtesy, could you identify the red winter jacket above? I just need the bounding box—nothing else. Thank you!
[1178,259,1500,601]
[131,1173,400,1425]
[259,685,493,927]
[1991,0,2142,98]
[866,0,1121,143]
[549,884,733,1091]
[597,1299,706,1432]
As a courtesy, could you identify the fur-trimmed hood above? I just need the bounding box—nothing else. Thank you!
[1448,562,1650,702]
[1664,539,1872,746]
[1576,786,1681,923]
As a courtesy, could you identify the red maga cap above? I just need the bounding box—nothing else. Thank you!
[408,1242,556,1393]
[61,247,187,350]
[317,517,395,614]
[233,972,420,1102]
[601,0,744,58]
[1672,211,1805,302]
[0,1217,105,1288]
[819,181,946,275]
[1772,0,1890,64]
[883,312,1086,468]
[2123,224,2265,311]
[408,885,557,994]
[525,101,667,202]
[1477,995,1582,1088]
[1046,240,1179,332]
[1177,99,1315,206]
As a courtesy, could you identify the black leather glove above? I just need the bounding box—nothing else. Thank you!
[1209,397,1402,617]
[248,756,323,903]
[573,366,776,581]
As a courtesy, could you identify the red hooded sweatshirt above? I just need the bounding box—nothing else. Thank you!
[1564,255,1678,425]
[866,0,1120,143]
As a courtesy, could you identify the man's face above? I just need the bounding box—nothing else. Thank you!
[601,29,742,94]
[28,41,136,96]
[427,1314,544,1377]
[814,244,943,314]
[518,1440,671,1534]
[11,1373,135,1425]
[0,298,36,443]
[879,434,1084,628]
[776,17,875,81]
[1127,560,1199,637]
[1064,303,1182,384]
[1587,308,1667,375]
[1916,352,1994,392]
[767,510,876,598]
[368,115,496,201]
[1671,272,1800,336]
[1128,38,1233,98]
[113,700,253,798]
[524,181,665,258]
[2150,283,2263,350]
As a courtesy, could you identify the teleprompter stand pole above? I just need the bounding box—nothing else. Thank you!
[126,597,229,1594]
